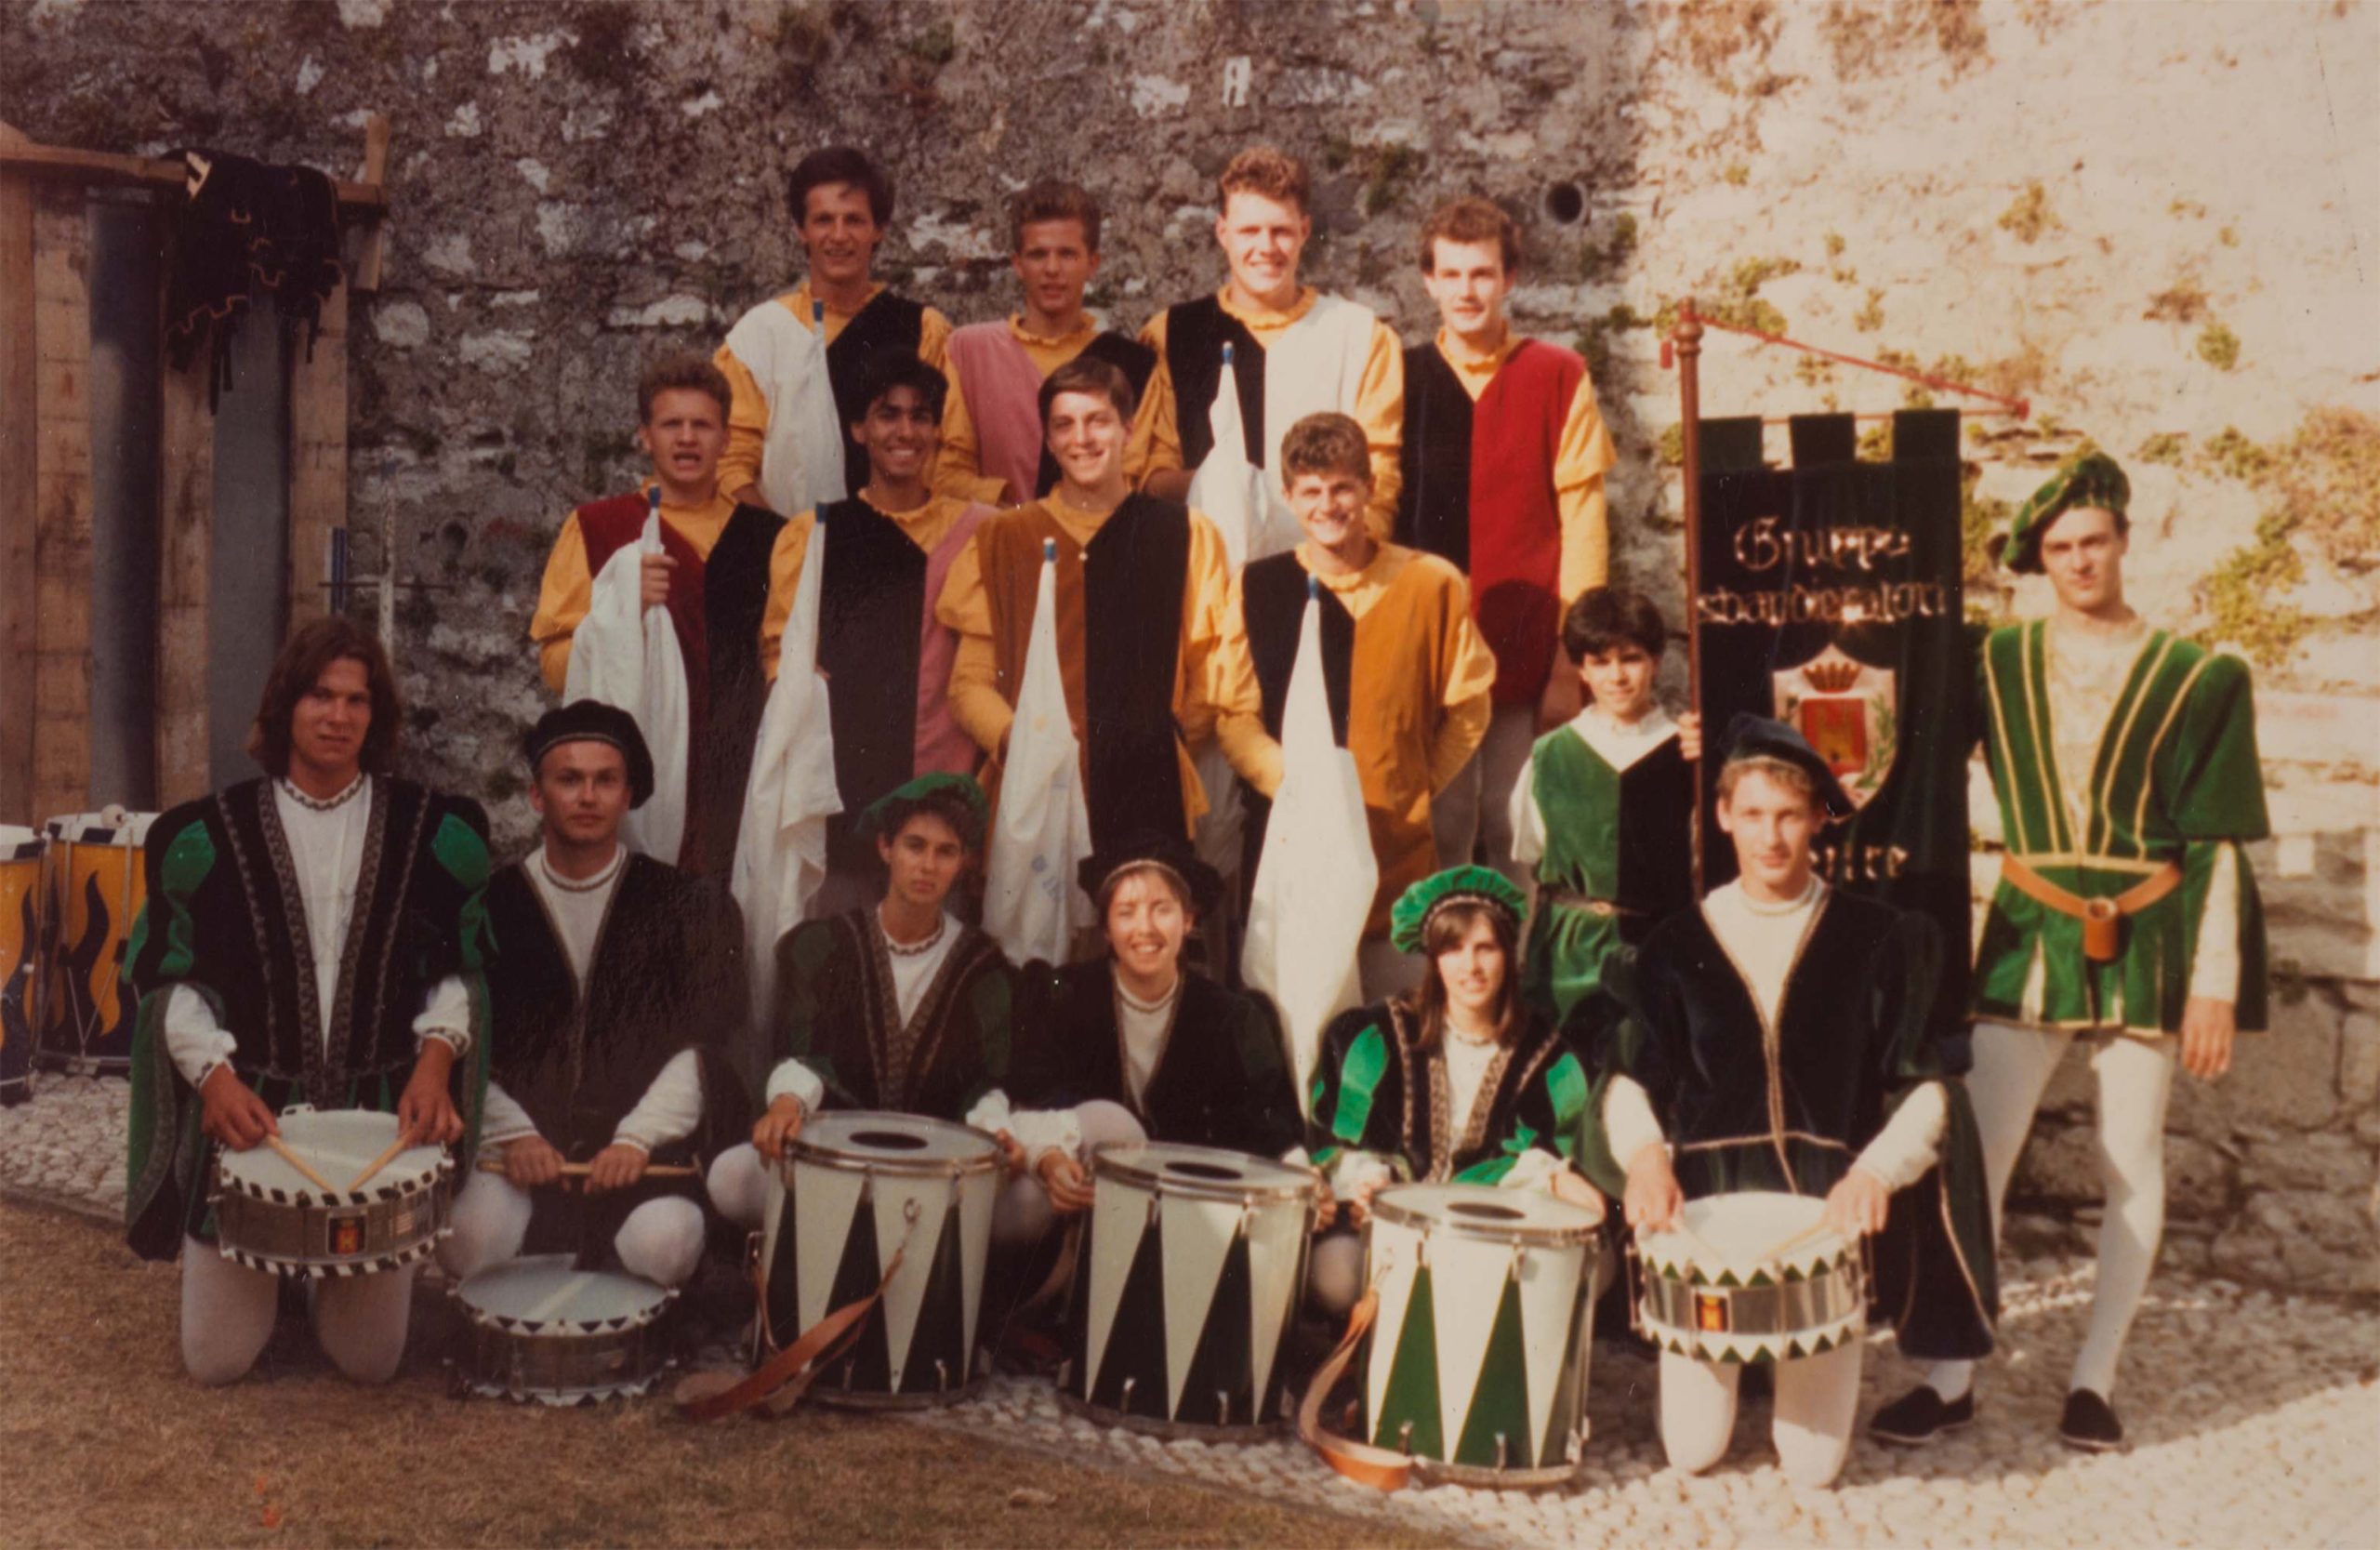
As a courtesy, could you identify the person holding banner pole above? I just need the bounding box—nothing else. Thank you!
[529,353,799,874]
[1879,450,2269,1453]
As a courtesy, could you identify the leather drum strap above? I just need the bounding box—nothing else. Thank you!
[2000,856,2183,963]
[675,1240,910,1424]
[1294,1288,1413,1492]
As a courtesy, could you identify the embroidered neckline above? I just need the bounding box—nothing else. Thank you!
[536,845,625,894]
[880,909,948,959]
[279,772,365,813]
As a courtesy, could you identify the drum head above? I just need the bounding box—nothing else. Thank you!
[457,1255,670,1333]
[218,1108,444,1202]
[1371,1182,1600,1244]
[48,811,155,846]
[0,825,40,861]
[787,1110,998,1175]
[1090,1141,1313,1203]
[1642,1190,1844,1278]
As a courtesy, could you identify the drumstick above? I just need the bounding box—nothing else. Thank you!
[344,1133,419,1193]
[473,1159,698,1179]
[265,1135,340,1196]
[1758,1220,1833,1261]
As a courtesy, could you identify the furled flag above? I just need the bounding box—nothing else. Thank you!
[563,485,689,864]
[729,515,840,1090]
[722,298,847,522]
[1185,341,1292,572]
[983,540,1096,965]
[1243,577,1375,1115]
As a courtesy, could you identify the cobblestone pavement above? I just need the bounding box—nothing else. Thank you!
[6,1077,2373,1548]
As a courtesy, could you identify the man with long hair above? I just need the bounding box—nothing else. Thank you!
[124,617,494,1385]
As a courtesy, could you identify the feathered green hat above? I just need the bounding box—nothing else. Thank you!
[1389,865,1528,954]
[862,773,990,850]
[2003,448,2129,575]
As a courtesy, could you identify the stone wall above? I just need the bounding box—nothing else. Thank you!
[4,0,2373,1292]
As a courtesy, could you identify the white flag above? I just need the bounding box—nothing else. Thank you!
[563,491,689,864]
[983,541,1096,965]
[1242,583,1375,1116]
[729,517,840,1086]
[1185,341,1294,572]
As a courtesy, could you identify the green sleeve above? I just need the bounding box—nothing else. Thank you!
[954,963,1015,1115]
[2170,654,2269,841]
[773,922,842,1095]
[1307,1014,1390,1169]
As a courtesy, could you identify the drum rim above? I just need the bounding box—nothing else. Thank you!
[215,1112,448,1205]
[1635,1189,1851,1275]
[454,1254,675,1332]
[1369,1182,1601,1245]
[1087,1139,1316,1203]
[783,1109,1001,1176]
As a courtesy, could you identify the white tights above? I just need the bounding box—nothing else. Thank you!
[1660,1344,1864,1488]
[439,1171,707,1289]
[1926,1022,2176,1403]
[179,1236,416,1386]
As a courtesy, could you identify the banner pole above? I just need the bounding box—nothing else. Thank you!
[1673,298,1707,896]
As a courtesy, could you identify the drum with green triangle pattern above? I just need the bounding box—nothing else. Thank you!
[1634,1191,1863,1366]
[1363,1184,1603,1487]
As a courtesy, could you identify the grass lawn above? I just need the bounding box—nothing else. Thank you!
[0,1200,1442,1548]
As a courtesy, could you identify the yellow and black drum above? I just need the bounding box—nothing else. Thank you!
[1,825,44,1106]
[39,810,154,1076]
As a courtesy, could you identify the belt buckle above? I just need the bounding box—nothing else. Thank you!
[2082,894,2122,962]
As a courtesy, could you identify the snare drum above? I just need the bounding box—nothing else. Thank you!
[1363,1184,1602,1488]
[760,1111,999,1407]
[454,1255,674,1404]
[38,809,153,1075]
[211,1108,453,1278]
[1634,1191,1864,1365]
[0,826,42,1106]
[1061,1142,1315,1440]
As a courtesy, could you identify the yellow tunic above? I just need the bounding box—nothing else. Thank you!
[714,280,954,506]
[1214,542,1498,934]
[528,488,805,694]
[934,495,1236,830]
[1135,287,1406,537]
[933,313,1163,506]
[756,493,979,679]
[1430,327,1618,605]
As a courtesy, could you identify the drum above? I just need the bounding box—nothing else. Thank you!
[211,1108,453,1278]
[761,1110,999,1407]
[453,1255,675,1405]
[0,826,42,1106]
[1362,1183,1603,1488]
[38,809,153,1075]
[1634,1191,1864,1365]
[1061,1141,1316,1440]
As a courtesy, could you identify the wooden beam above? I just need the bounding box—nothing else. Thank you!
[287,281,349,635]
[154,314,214,808]
[0,137,387,213]
[32,186,93,822]
[0,127,34,822]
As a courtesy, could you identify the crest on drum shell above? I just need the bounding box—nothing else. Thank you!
[1772,643,1896,810]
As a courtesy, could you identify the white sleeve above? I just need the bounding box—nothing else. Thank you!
[963,1089,1083,1164]
[1279,1145,1312,1168]
[763,1058,827,1112]
[165,987,239,1091]
[2187,841,2242,1004]
[1602,1075,1667,1169]
[1507,755,1546,868]
[1329,1149,1397,1194]
[411,973,473,1058]
[480,1080,541,1146]
[613,1049,705,1152]
[1851,1081,1948,1193]
[1496,1148,1565,1194]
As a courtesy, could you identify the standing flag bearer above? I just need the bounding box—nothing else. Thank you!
[938,180,1159,506]
[531,353,800,874]
[1398,196,1617,882]
[1878,450,2269,1454]
[716,146,957,513]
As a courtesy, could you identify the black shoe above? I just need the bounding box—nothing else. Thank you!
[1869,1384,1976,1446]
[2059,1388,2125,1451]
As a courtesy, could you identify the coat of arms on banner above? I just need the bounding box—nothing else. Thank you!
[1773,644,1896,808]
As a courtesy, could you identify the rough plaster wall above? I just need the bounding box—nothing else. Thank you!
[3,0,2374,1291]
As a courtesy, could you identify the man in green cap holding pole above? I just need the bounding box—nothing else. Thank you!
[1872,448,2271,1453]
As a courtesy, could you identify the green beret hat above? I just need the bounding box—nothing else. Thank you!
[2003,449,2129,575]
[1389,865,1529,954]
[862,773,989,850]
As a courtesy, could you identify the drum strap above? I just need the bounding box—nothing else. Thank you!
[1294,1289,1413,1492]
[673,1240,910,1423]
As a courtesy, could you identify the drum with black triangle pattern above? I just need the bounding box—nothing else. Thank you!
[1363,1184,1603,1488]
[760,1111,999,1407]
[1062,1141,1316,1440]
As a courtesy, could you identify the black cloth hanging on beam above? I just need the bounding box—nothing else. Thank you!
[162,149,344,402]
